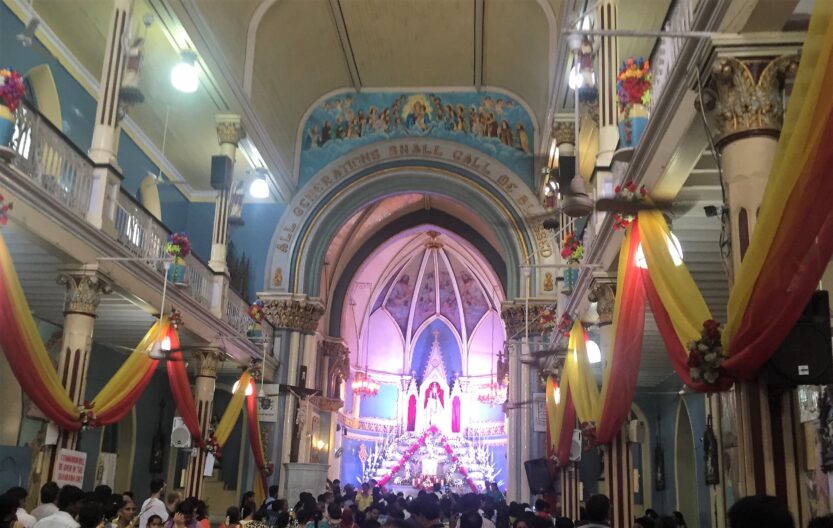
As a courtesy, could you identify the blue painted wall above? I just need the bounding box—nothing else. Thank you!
[410,319,462,384]
[359,383,399,420]
[227,203,286,300]
[186,202,216,262]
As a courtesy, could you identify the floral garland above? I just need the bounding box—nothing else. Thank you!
[169,308,183,330]
[616,57,651,144]
[580,421,597,450]
[79,401,98,430]
[687,319,729,386]
[557,313,573,338]
[248,299,265,323]
[165,232,191,258]
[376,425,478,493]
[248,359,263,382]
[0,68,26,111]
[539,308,556,334]
[612,181,648,231]
[260,461,275,477]
[561,232,584,264]
[205,434,222,458]
[0,193,12,227]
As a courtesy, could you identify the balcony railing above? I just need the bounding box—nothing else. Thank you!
[9,105,93,218]
[5,103,253,341]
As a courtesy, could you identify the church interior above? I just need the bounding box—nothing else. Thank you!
[1,1,833,528]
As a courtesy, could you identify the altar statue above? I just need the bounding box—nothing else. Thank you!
[425,382,444,425]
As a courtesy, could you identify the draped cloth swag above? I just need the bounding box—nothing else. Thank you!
[0,229,166,430]
[246,379,269,503]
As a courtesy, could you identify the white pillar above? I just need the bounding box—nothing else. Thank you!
[596,0,619,166]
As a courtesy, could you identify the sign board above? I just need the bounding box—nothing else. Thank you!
[258,384,280,423]
[532,393,547,432]
[54,449,87,488]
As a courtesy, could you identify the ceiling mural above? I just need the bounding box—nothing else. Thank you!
[299,91,535,187]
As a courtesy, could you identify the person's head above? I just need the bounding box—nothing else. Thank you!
[633,517,657,528]
[4,487,27,508]
[147,516,164,528]
[271,500,289,514]
[149,479,166,497]
[37,482,59,505]
[728,496,794,528]
[460,511,483,528]
[58,486,86,516]
[514,512,537,528]
[341,508,354,526]
[361,484,370,495]
[808,516,833,528]
[644,510,659,521]
[555,518,573,528]
[671,512,686,528]
[241,492,255,510]
[328,503,343,521]
[79,501,104,528]
[93,486,112,505]
[432,484,442,494]
[225,507,241,526]
[196,501,208,521]
[166,492,183,511]
[534,500,550,515]
[177,498,199,523]
[253,507,268,523]
[0,495,18,528]
[367,504,384,522]
[276,512,291,528]
[241,501,258,520]
[585,495,610,524]
[269,486,280,499]
[118,497,137,522]
[410,497,440,528]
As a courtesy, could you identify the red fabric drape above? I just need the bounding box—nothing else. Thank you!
[407,395,416,431]
[246,382,269,495]
[555,391,576,466]
[95,360,159,424]
[166,330,205,447]
[723,116,833,379]
[451,396,460,433]
[595,224,645,444]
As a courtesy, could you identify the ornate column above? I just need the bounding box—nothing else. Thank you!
[705,53,806,521]
[87,0,134,230]
[184,349,220,499]
[596,0,619,166]
[318,339,347,481]
[32,268,111,483]
[210,115,245,275]
[262,296,325,491]
[599,429,633,528]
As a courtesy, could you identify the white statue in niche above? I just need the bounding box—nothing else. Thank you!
[411,330,453,432]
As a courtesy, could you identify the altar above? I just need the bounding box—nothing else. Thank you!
[422,457,440,476]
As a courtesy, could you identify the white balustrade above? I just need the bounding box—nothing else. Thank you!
[650,0,701,106]
[225,292,252,337]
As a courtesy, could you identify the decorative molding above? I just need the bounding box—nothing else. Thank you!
[310,395,344,413]
[194,349,221,378]
[553,121,576,146]
[57,269,111,316]
[216,114,246,147]
[709,55,799,147]
[263,299,325,333]
[501,301,554,337]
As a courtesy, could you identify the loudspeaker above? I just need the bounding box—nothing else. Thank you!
[524,458,553,494]
[170,417,192,448]
[569,430,582,462]
[766,290,833,387]
[210,155,233,190]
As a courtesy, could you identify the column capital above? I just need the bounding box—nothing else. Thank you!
[588,277,616,325]
[500,300,555,337]
[553,121,576,146]
[263,297,325,333]
[215,114,246,147]
[310,394,344,413]
[708,54,799,148]
[57,266,111,316]
[193,349,222,379]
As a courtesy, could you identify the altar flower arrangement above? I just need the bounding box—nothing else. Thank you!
[0,69,24,146]
[165,232,191,258]
[612,181,648,231]
[616,57,651,147]
[687,319,728,385]
[561,232,584,263]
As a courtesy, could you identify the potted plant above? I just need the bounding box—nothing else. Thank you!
[616,57,651,152]
[0,68,25,147]
[165,232,191,285]
[248,299,265,338]
[560,231,584,293]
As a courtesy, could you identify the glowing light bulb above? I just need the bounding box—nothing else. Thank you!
[586,339,601,364]
[554,386,561,405]
[249,174,270,198]
[161,335,172,351]
[635,232,683,269]
[233,380,254,396]
[171,51,199,93]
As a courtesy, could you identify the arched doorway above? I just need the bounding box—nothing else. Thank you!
[675,401,699,528]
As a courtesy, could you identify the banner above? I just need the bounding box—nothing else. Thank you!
[54,449,86,488]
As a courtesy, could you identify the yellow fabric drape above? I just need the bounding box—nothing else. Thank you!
[724,0,833,347]
[92,319,168,416]
[546,376,561,449]
[565,323,600,424]
[638,210,712,347]
[215,371,251,446]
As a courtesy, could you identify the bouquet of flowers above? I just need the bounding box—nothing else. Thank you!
[0,69,25,111]
[539,308,556,333]
[557,313,573,338]
[0,193,13,226]
[169,308,183,329]
[616,57,651,143]
[165,232,191,258]
[687,319,728,385]
[248,299,265,323]
[612,181,648,230]
[561,232,584,263]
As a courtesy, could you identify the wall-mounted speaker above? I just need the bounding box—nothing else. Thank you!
[524,458,553,494]
[569,429,582,462]
[210,155,233,190]
[765,290,833,387]
[170,417,192,449]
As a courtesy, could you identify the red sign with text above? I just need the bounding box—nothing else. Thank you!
[54,449,87,488]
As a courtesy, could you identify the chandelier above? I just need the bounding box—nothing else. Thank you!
[352,370,379,397]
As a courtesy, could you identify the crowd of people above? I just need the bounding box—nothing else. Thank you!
[2,479,833,528]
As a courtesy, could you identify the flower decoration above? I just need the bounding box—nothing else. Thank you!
[169,308,183,330]
[616,57,651,144]
[205,434,222,458]
[557,313,573,338]
[260,461,274,477]
[687,319,729,386]
[248,359,263,382]
[0,193,13,227]
[611,181,648,231]
[0,69,26,111]
[165,232,191,258]
[561,232,584,264]
[79,401,98,430]
[248,299,265,323]
[580,421,597,450]
[539,308,556,333]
